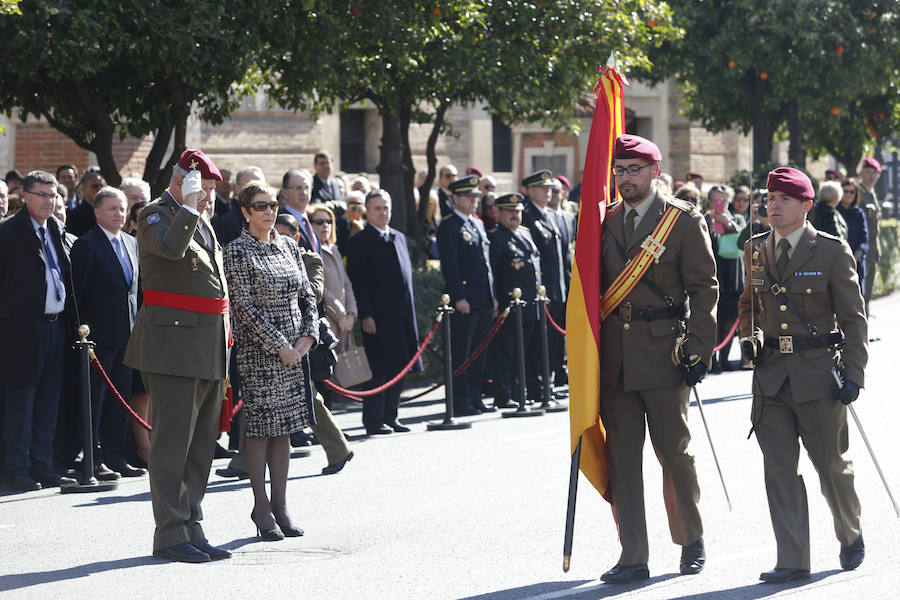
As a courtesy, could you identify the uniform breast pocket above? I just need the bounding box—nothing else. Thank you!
[651,253,680,287]
[791,278,828,315]
[150,306,198,328]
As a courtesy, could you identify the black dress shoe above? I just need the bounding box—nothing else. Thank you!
[214,443,237,459]
[251,511,284,541]
[840,534,865,570]
[553,390,569,400]
[366,425,393,436]
[478,403,497,413]
[8,473,41,492]
[193,539,232,560]
[680,537,705,575]
[388,421,411,433]
[759,568,811,583]
[95,463,121,481]
[32,471,77,488]
[600,563,650,584]
[215,466,249,479]
[322,450,354,475]
[153,542,210,563]
[107,461,147,478]
[289,431,314,447]
[494,400,519,409]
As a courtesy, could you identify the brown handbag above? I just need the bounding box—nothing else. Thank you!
[334,333,372,387]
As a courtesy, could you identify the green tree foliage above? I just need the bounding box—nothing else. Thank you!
[0,1,275,191]
[639,0,900,170]
[267,0,681,257]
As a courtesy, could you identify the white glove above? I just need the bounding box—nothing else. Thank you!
[181,170,206,205]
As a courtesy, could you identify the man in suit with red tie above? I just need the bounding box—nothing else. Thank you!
[70,186,144,479]
[0,171,78,491]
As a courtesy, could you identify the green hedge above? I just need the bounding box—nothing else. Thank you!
[410,260,446,381]
[874,218,900,297]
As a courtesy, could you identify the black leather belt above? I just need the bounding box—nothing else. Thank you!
[764,331,843,354]
[44,313,61,322]
[618,302,686,322]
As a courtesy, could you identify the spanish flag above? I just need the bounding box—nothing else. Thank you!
[566,63,627,501]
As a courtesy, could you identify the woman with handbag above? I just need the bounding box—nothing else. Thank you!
[705,185,746,372]
[224,181,318,541]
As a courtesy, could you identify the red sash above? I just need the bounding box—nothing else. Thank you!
[142,289,229,314]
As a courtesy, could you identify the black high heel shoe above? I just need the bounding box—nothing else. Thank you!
[273,513,304,537]
[251,511,284,541]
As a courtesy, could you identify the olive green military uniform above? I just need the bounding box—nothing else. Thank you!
[738,222,867,570]
[599,191,719,566]
[124,191,229,551]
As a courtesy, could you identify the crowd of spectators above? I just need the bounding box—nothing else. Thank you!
[0,151,882,493]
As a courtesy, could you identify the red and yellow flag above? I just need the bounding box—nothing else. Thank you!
[566,65,626,501]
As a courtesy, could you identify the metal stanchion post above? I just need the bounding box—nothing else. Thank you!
[428,295,472,431]
[62,325,117,494]
[503,288,543,418]
[536,286,567,413]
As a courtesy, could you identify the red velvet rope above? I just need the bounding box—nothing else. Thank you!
[323,313,509,403]
[321,318,442,399]
[712,319,740,353]
[90,357,243,432]
[544,305,567,335]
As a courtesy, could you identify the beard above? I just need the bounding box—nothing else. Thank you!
[619,181,650,205]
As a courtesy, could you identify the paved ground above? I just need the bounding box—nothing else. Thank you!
[1,295,899,600]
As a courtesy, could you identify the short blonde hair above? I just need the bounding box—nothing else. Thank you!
[307,204,337,245]
[818,180,842,206]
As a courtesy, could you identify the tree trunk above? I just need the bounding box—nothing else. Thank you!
[834,150,862,177]
[787,100,806,169]
[144,122,173,197]
[399,103,425,262]
[376,106,408,233]
[417,102,448,225]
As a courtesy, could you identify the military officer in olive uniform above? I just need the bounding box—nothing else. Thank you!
[488,193,542,407]
[522,170,568,394]
[124,149,233,564]
[739,167,868,583]
[599,135,718,584]
[437,175,498,415]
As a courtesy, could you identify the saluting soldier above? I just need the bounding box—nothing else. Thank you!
[488,193,542,408]
[739,167,868,583]
[598,134,718,583]
[437,175,498,416]
[124,150,233,564]
[521,170,568,394]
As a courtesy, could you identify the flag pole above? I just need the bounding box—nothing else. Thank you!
[562,435,583,572]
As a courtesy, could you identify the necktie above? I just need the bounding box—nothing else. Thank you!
[111,237,133,285]
[624,208,638,247]
[776,238,791,280]
[39,226,65,301]
[303,216,319,252]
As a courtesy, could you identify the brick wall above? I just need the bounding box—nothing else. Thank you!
[13,122,90,175]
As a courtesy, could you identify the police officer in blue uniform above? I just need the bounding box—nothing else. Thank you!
[488,193,542,407]
[437,175,498,415]
[522,169,567,395]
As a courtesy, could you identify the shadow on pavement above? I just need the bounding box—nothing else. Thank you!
[0,555,159,592]
[460,574,681,599]
[457,579,592,600]
[667,569,844,599]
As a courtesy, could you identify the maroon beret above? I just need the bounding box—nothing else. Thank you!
[177,149,222,181]
[613,134,662,162]
[824,169,843,179]
[766,167,814,201]
[556,174,572,190]
[465,166,484,177]
[861,157,882,173]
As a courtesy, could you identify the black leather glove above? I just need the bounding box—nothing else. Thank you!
[740,338,760,364]
[833,380,860,405]
[681,360,707,387]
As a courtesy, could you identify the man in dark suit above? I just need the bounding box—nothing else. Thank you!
[436,164,458,218]
[279,169,319,252]
[66,170,107,237]
[488,193,542,407]
[0,171,77,491]
[311,151,342,204]
[56,165,80,211]
[346,189,421,435]
[213,166,265,247]
[522,169,567,395]
[124,149,232,563]
[213,169,233,218]
[437,175,498,415]
[70,186,144,479]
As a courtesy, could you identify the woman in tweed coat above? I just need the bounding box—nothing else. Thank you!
[224,181,318,541]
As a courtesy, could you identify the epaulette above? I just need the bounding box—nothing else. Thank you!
[816,230,843,244]
[666,196,698,215]
[607,199,622,211]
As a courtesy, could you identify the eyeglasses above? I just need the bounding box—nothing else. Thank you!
[311,218,333,225]
[483,185,496,190]
[26,190,56,200]
[611,164,654,177]
[250,200,278,212]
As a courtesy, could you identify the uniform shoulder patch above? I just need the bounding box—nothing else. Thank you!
[816,230,843,243]
[146,213,160,224]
